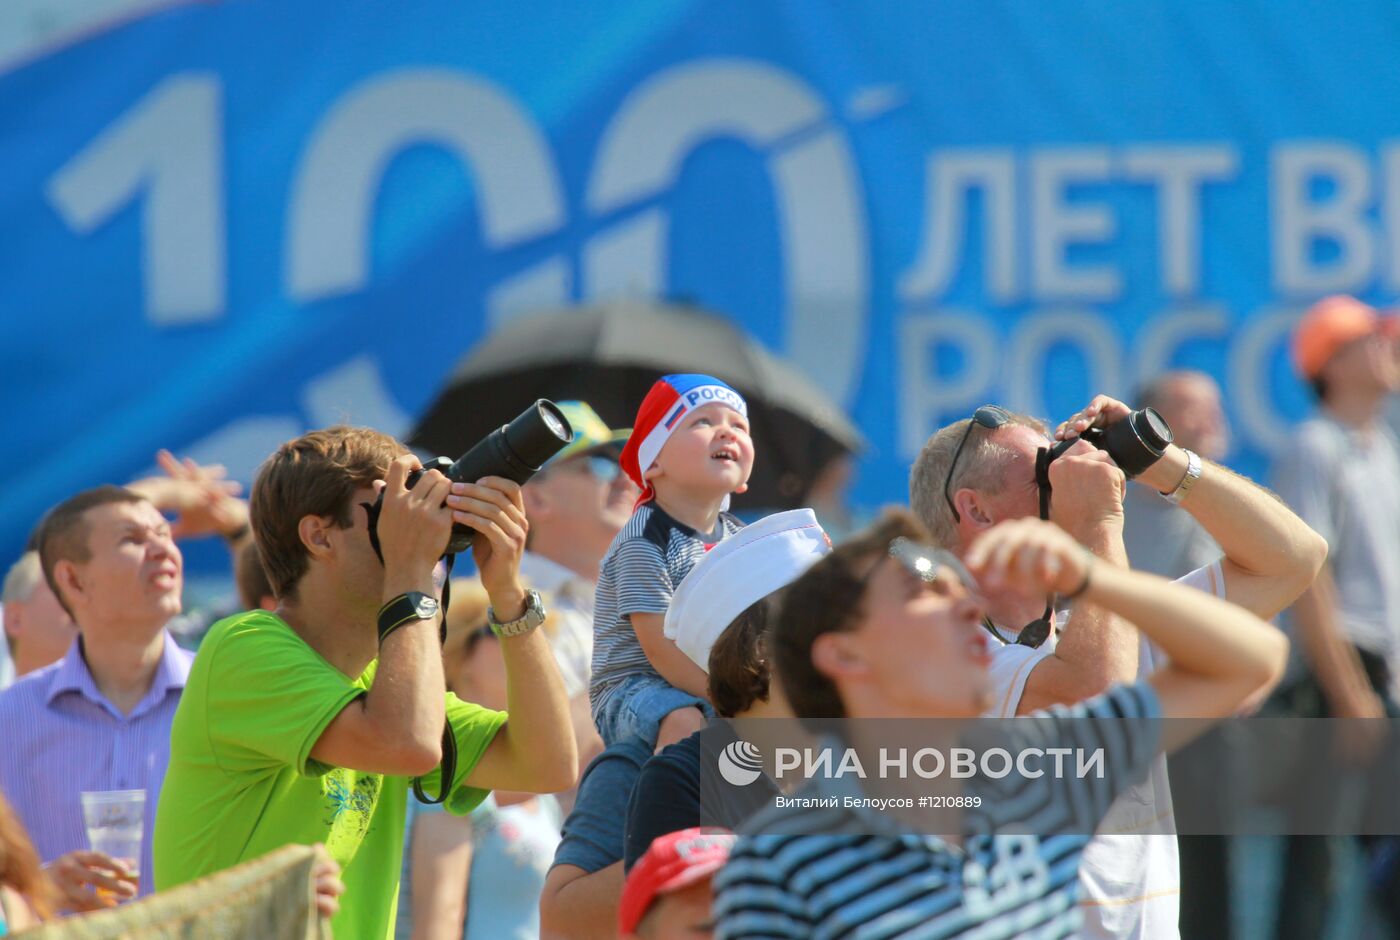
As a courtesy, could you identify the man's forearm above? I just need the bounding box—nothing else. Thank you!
[1089,562,1285,683]
[1018,523,1138,714]
[1055,525,1138,680]
[372,569,448,758]
[540,864,623,940]
[1138,448,1326,617]
[1292,567,1376,711]
[498,628,577,792]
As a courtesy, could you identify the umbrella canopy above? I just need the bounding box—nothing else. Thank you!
[410,301,865,509]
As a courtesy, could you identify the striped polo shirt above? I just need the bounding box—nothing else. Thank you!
[590,503,743,715]
[714,682,1160,939]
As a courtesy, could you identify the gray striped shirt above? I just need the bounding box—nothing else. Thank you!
[589,504,742,716]
[714,682,1161,939]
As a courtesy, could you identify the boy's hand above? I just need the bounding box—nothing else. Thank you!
[449,477,529,617]
[44,850,138,911]
[310,844,344,919]
[965,518,1094,598]
[376,455,454,581]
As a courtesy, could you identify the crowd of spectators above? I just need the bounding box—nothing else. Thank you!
[1,296,1398,939]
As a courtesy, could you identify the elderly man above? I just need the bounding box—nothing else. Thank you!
[714,511,1288,939]
[908,395,1325,939]
[2,551,78,685]
[155,426,575,940]
[0,486,193,909]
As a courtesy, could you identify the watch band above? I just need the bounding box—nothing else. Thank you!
[377,592,440,645]
[1160,449,1202,506]
[488,589,546,637]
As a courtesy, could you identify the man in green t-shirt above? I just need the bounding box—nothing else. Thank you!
[154,426,577,940]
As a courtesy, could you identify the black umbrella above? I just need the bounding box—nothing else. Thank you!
[409,301,865,509]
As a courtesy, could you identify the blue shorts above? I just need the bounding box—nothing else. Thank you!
[550,738,651,873]
[592,672,712,749]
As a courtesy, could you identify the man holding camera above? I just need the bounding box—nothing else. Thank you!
[910,395,1325,940]
[154,426,576,940]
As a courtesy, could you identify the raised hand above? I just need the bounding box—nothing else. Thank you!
[1054,393,1133,441]
[447,476,529,616]
[965,517,1094,598]
[128,449,249,540]
[375,455,454,580]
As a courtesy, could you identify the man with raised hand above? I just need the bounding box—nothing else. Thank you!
[714,511,1288,939]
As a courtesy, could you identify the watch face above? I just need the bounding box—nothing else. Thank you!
[412,595,440,618]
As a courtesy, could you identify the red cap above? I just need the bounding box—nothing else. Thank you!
[617,828,735,934]
[1292,295,1398,379]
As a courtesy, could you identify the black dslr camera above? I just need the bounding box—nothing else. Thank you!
[1042,407,1173,479]
[364,399,574,561]
[1034,407,1173,516]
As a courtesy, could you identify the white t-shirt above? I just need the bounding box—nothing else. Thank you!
[519,551,596,699]
[983,561,1225,940]
[1272,416,1400,661]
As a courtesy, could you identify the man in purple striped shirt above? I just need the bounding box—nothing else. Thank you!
[0,485,192,911]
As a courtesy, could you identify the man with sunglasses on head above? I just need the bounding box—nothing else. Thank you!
[909,396,1326,940]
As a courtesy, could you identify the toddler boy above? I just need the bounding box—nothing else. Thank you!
[590,374,753,753]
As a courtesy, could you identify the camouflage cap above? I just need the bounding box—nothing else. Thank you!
[546,401,631,465]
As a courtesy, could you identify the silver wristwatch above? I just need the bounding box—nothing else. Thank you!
[488,589,547,637]
[1160,449,1202,505]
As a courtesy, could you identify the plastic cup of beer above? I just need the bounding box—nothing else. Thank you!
[80,789,144,900]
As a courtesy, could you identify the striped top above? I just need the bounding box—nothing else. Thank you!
[589,503,742,715]
[713,682,1161,940]
[0,633,191,896]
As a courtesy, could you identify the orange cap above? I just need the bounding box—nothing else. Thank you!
[1291,295,1395,379]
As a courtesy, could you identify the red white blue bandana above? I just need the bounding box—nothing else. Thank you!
[620,373,749,505]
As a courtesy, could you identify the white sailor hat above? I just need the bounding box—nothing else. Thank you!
[665,508,831,671]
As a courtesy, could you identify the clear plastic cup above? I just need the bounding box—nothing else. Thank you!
[80,789,144,897]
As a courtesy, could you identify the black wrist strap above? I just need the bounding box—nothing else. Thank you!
[377,595,428,645]
[412,556,457,804]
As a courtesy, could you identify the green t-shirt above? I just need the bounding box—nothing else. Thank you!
[153,610,506,940]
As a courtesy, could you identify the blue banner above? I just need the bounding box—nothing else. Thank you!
[6,0,1400,568]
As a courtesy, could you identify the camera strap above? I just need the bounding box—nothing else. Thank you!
[412,551,458,805]
[361,500,386,564]
[1013,446,1055,649]
[1034,447,1053,521]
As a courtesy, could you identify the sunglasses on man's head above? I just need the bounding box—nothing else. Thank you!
[944,405,1013,523]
